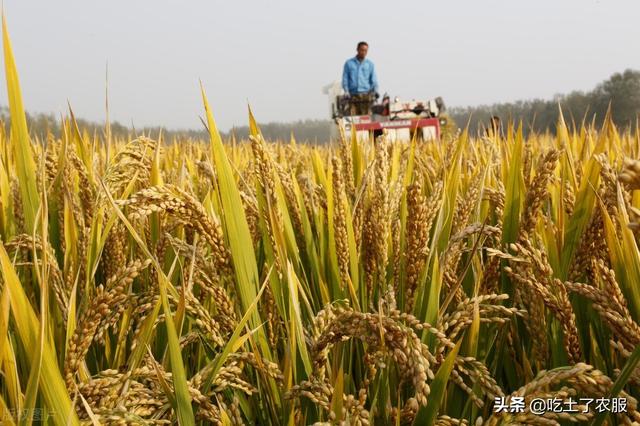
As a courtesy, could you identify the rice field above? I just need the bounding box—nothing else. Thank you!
[1,17,640,426]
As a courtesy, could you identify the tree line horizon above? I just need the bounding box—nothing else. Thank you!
[2,68,639,143]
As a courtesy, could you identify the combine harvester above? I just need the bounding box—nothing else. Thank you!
[323,81,447,142]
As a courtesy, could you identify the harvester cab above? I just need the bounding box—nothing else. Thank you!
[322,80,447,142]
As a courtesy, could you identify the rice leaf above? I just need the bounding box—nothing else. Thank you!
[2,14,39,232]
[0,244,79,425]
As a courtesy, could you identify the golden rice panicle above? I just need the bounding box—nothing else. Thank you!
[562,175,576,217]
[518,148,560,240]
[566,262,640,353]
[362,135,390,300]
[5,234,69,319]
[522,140,533,187]
[332,154,351,288]
[103,221,128,282]
[404,179,437,312]
[250,134,286,276]
[390,171,405,295]
[520,240,581,363]
[480,184,505,294]
[619,157,640,190]
[64,259,151,387]
[277,164,305,248]
[11,177,25,234]
[308,305,434,409]
[68,145,95,225]
[101,137,156,201]
[338,127,356,201]
[597,153,621,218]
[568,205,606,282]
[443,172,482,304]
[120,184,232,274]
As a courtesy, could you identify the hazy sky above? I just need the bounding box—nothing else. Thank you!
[2,0,639,131]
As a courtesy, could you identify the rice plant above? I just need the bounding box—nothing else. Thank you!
[0,16,639,426]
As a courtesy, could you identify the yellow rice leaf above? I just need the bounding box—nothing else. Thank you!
[200,83,272,359]
[0,244,79,425]
[2,14,39,232]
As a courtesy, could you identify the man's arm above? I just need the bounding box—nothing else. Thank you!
[370,62,379,94]
[342,61,350,94]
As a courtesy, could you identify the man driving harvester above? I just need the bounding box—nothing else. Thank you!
[342,41,379,115]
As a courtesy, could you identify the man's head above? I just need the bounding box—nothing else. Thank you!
[489,116,501,134]
[356,41,368,60]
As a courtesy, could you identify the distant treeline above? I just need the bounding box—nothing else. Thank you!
[0,109,331,143]
[449,69,640,136]
[2,69,639,143]
[225,119,332,143]
[0,108,210,142]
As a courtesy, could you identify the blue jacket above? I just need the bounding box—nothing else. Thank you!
[342,56,378,95]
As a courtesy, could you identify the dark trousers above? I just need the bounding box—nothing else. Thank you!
[349,93,373,116]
